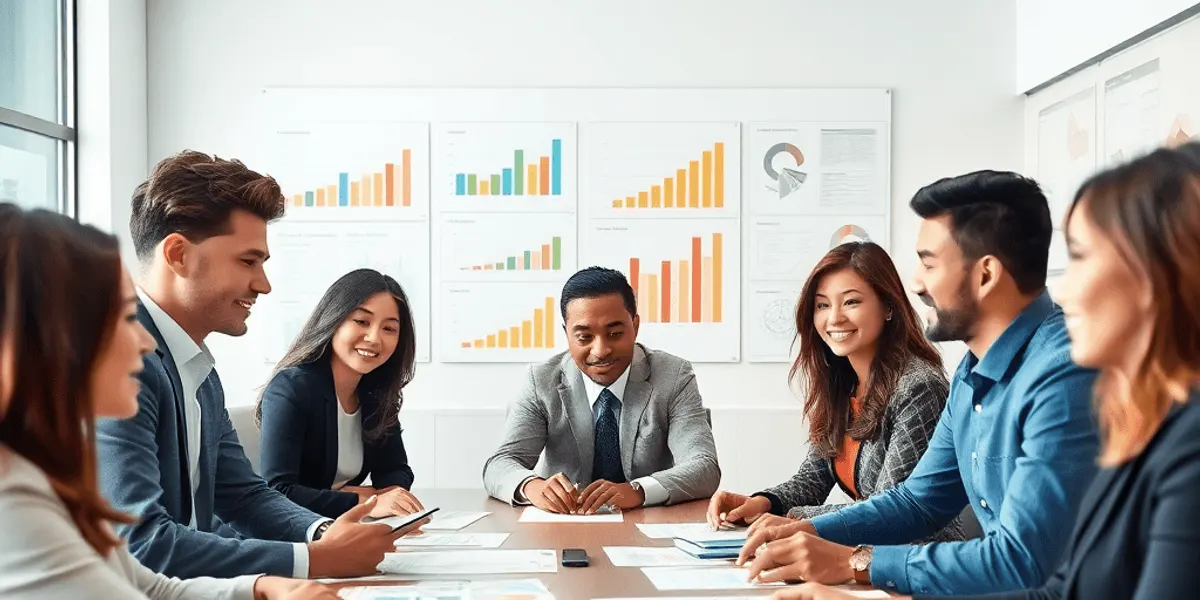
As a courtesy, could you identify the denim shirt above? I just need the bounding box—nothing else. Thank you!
[810,291,1101,595]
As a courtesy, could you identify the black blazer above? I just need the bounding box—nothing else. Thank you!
[257,361,414,518]
[931,391,1200,600]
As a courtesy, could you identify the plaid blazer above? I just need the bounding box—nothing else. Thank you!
[758,358,965,543]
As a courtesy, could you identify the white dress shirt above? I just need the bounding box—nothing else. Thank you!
[579,367,669,507]
[332,401,364,490]
[137,290,321,579]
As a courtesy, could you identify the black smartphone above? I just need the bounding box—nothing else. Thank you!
[561,548,589,567]
[362,507,440,533]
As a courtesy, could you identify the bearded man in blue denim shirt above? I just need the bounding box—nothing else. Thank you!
[738,170,1100,596]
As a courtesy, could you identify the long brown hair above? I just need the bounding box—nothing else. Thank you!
[255,269,416,442]
[0,205,135,555]
[791,242,943,456]
[1068,142,1200,466]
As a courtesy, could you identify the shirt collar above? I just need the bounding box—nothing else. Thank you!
[581,364,631,408]
[136,288,213,370]
[963,290,1056,383]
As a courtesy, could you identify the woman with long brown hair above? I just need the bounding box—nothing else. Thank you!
[772,143,1200,600]
[0,205,335,599]
[708,242,962,542]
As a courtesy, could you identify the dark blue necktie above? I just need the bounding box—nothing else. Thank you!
[592,389,626,483]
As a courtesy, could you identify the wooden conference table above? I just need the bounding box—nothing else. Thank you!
[328,489,891,599]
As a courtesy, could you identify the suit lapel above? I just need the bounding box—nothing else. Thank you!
[321,366,339,486]
[136,305,194,522]
[619,345,652,479]
[1065,464,1134,581]
[560,355,595,481]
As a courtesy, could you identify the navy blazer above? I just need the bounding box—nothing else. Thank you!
[258,361,414,519]
[931,392,1200,600]
[96,305,322,578]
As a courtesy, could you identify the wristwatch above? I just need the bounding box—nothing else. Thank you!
[849,544,873,584]
[312,520,332,541]
[629,480,644,501]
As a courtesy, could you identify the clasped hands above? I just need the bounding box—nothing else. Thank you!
[521,472,645,514]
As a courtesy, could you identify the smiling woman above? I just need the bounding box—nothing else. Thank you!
[256,268,423,520]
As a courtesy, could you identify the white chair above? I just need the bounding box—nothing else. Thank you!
[227,404,262,476]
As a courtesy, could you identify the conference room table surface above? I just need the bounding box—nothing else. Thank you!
[327,489,892,599]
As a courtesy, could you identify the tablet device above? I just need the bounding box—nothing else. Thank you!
[362,507,440,533]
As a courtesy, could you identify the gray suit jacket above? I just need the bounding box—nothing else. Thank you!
[482,344,720,505]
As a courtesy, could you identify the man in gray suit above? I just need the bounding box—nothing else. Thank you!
[483,267,721,514]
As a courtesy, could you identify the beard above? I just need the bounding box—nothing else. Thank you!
[921,283,980,343]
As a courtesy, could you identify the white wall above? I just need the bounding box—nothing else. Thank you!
[1015,0,1199,93]
[138,0,1021,491]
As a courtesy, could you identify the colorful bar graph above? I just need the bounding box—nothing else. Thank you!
[609,142,727,210]
[452,139,565,197]
[627,233,723,324]
[460,297,556,349]
[460,237,564,271]
[289,156,414,210]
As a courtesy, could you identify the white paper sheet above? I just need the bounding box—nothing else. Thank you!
[519,506,623,523]
[635,522,745,540]
[394,532,509,548]
[377,549,558,575]
[421,510,490,531]
[339,578,553,600]
[602,546,727,567]
[640,567,783,591]
[594,590,886,600]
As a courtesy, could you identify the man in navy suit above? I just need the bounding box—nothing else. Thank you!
[97,151,421,580]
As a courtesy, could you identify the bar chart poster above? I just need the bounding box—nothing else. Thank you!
[433,122,577,214]
[254,221,432,363]
[440,283,564,363]
[582,122,741,219]
[583,221,740,362]
[270,122,430,221]
[745,122,889,217]
[439,213,577,283]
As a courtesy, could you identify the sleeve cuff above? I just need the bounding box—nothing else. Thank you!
[869,544,913,594]
[635,476,669,507]
[810,512,853,545]
[233,574,262,599]
[292,542,309,578]
[752,491,786,516]
[513,475,539,505]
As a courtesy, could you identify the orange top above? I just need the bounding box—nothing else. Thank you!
[833,396,863,499]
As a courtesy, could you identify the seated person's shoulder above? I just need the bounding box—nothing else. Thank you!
[265,363,329,398]
[642,347,695,388]
[891,358,950,408]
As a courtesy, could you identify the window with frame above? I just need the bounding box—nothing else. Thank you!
[0,0,74,215]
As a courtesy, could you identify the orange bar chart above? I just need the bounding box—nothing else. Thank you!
[627,233,723,323]
[460,296,556,349]
[289,151,414,209]
[609,142,728,210]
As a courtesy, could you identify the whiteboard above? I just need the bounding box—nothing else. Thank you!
[256,88,892,364]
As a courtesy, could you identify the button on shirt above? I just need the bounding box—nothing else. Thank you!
[580,367,669,506]
[137,290,325,578]
[809,292,1101,596]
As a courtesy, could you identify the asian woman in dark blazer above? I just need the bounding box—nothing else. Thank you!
[257,269,422,520]
[773,144,1200,600]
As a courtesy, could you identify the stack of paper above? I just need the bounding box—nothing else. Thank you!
[636,522,746,539]
[377,549,558,575]
[601,546,728,567]
[639,567,783,591]
[518,506,623,523]
[393,532,509,548]
[340,578,554,600]
[673,528,748,560]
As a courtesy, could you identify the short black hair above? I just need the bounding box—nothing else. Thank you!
[910,170,1052,294]
[559,266,637,321]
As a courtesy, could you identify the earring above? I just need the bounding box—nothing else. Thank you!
[886,312,893,321]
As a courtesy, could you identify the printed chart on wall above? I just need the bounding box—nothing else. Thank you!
[584,221,740,362]
[582,122,740,219]
[439,213,577,283]
[1104,59,1161,167]
[745,122,888,216]
[1037,87,1097,230]
[271,122,430,221]
[745,217,888,362]
[433,122,577,214]
[253,222,431,364]
[440,282,564,363]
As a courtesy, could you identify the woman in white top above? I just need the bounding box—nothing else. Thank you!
[257,269,423,519]
[0,205,336,600]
